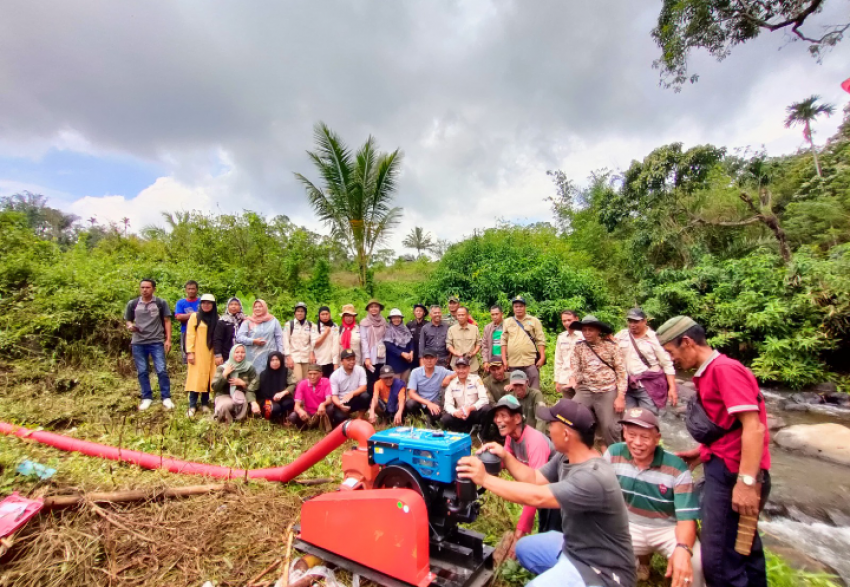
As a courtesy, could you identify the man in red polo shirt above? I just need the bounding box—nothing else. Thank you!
[657,316,770,587]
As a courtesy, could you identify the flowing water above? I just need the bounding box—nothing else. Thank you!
[658,391,850,583]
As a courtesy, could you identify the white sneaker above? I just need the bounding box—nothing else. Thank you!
[186,407,196,418]
[162,398,175,410]
[138,399,153,411]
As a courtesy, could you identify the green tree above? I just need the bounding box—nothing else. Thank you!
[653,0,848,89]
[295,122,403,287]
[784,95,836,178]
[402,226,435,258]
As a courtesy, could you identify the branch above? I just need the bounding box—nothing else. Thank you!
[691,215,761,227]
[739,191,761,215]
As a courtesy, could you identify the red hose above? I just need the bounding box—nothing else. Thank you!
[0,419,375,482]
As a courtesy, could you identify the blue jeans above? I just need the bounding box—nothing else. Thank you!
[131,343,171,400]
[515,531,596,587]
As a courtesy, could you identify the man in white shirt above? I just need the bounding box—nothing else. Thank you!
[440,357,490,433]
[328,349,370,426]
[553,310,583,398]
[614,308,677,414]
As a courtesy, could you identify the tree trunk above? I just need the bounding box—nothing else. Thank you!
[806,121,823,178]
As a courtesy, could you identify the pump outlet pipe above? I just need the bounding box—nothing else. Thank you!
[0,419,375,483]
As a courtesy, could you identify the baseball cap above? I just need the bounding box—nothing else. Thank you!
[448,295,459,303]
[509,370,528,384]
[536,399,596,434]
[656,316,698,345]
[493,394,523,413]
[511,296,527,305]
[618,407,660,431]
[307,363,322,373]
[455,356,471,366]
[488,360,504,368]
[340,349,356,360]
[379,365,395,377]
[422,349,438,358]
[200,293,216,303]
[627,308,647,321]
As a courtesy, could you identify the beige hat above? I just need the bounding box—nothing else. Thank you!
[340,304,358,317]
[200,293,216,303]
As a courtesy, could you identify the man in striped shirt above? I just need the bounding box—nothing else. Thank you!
[603,408,704,587]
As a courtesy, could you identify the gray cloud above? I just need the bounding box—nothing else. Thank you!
[1,0,848,247]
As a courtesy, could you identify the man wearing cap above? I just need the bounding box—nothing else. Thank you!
[407,304,429,367]
[657,317,770,587]
[492,395,560,544]
[419,305,451,367]
[568,315,628,448]
[457,399,635,587]
[615,308,677,414]
[447,306,482,372]
[604,408,703,587]
[288,363,332,430]
[554,310,583,398]
[444,295,477,328]
[441,357,490,433]
[405,350,456,424]
[284,302,314,385]
[504,370,548,433]
[482,360,510,403]
[328,348,371,426]
[482,304,505,371]
[502,296,546,390]
[368,365,406,425]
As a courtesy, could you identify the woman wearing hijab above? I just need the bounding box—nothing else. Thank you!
[212,344,259,424]
[220,297,246,332]
[384,308,414,382]
[256,351,294,422]
[312,306,340,378]
[338,305,362,365]
[185,293,218,417]
[360,299,388,394]
[236,300,284,376]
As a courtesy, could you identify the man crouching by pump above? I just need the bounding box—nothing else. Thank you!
[457,399,635,587]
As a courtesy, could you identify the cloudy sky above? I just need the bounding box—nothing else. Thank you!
[1,1,848,251]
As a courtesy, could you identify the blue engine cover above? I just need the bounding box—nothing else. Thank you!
[368,427,472,484]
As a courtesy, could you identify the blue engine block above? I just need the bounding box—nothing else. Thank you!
[368,427,472,484]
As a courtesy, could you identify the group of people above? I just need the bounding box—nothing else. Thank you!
[125,279,772,587]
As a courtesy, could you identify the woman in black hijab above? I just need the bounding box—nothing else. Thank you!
[256,351,293,422]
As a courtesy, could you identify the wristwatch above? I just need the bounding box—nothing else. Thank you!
[675,543,693,557]
[738,474,756,486]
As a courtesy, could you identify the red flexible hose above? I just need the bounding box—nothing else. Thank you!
[0,419,375,482]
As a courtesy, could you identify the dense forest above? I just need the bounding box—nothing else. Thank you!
[1,105,849,390]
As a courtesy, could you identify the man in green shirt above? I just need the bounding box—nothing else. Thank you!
[482,304,505,371]
[483,360,510,403]
[603,408,703,586]
[504,370,548,433]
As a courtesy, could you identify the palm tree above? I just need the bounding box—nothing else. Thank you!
[784,95,836,178]
[295,122,403,286]
[402,226,435,258]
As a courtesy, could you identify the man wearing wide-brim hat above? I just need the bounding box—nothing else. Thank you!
[566,314,628,448]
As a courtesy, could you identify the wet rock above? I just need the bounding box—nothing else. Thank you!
[774,423,850,467]
[783,403,810,412]
[810,382,839,394]
[790,392,824,405]
[767,415,787,431]
[824,392,850,407]
[760,533,841,578]
[675,381,696,402]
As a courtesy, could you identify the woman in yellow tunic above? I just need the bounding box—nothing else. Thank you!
[185,293,218,417]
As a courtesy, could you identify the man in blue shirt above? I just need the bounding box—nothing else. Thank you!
[174,280,199,364]
[405,350,456,425]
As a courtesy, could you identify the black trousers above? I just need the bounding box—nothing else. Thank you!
[404,399,441,426]
[261,396,295,421]
[440,405,492,433]
[701,456,771,587]
[328,392,372,427]
[320,363,335,379]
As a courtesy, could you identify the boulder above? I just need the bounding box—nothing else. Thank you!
[766,415,787,431]
[782,403,809,412]
[676,381,697,402]
[789,391,824,405]
[774,423,850,467]
[823,392,850,407]
[809,382,839,394]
